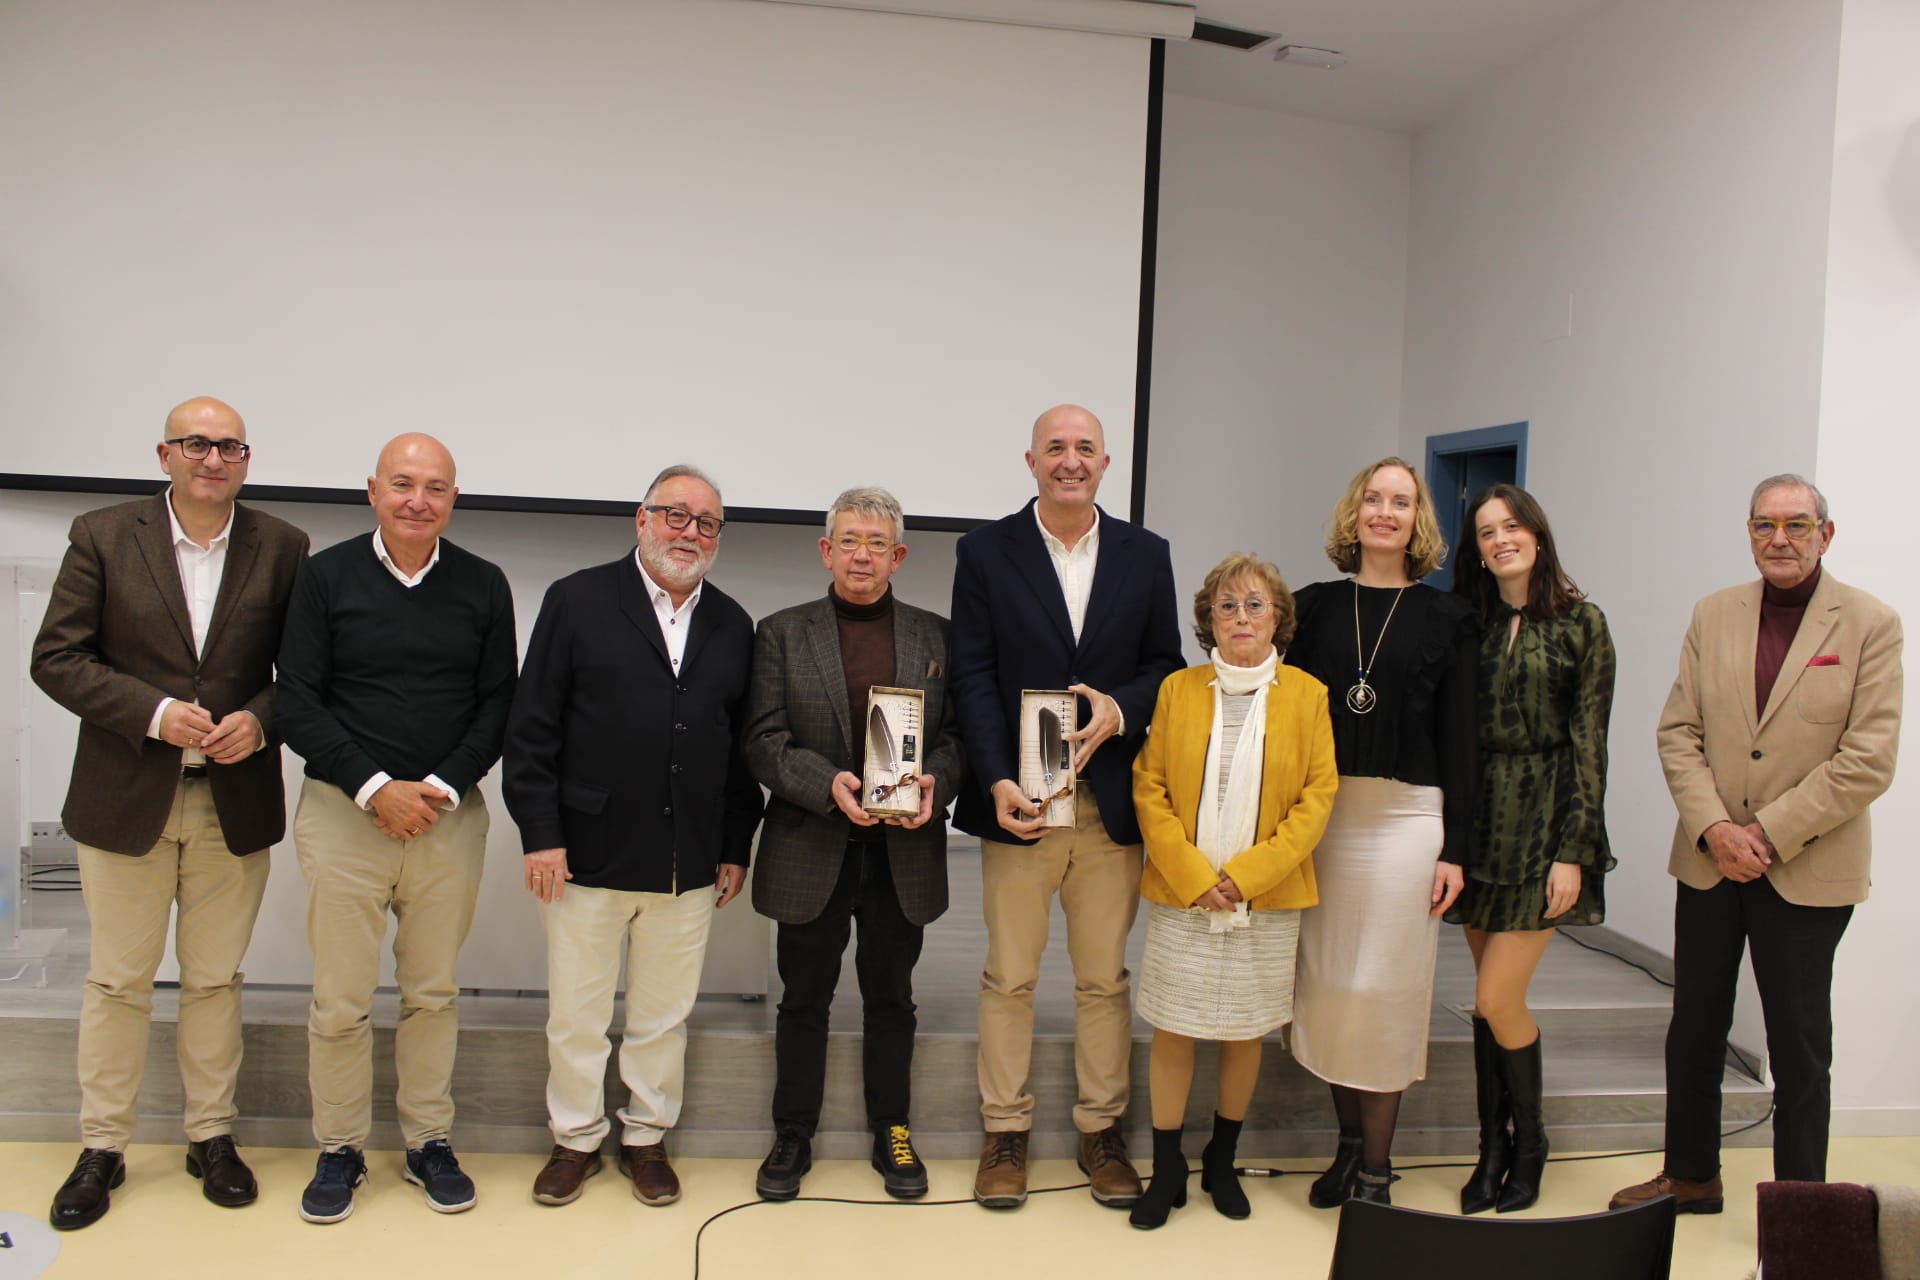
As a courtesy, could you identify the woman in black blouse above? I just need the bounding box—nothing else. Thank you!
[1284,457,1477,1206]
[1447,484,1615,1213]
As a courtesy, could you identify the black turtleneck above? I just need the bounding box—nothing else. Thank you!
[1757,563,1822,715]
[834,587,896,839]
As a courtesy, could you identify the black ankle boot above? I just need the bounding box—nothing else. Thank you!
[1353,1164,1394,1205]
[1496,1034,1548,1213]
[1198,1114,1249,1219]
[1460,1016,1513,1214]
[1128,1127,1188,1229]
[1308,1133,1362,1209]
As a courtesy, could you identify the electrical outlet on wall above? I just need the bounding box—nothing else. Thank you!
[30,821,69,846]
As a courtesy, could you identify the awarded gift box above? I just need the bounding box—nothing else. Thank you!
[862,686,925,819]
[1019,689,1076,828]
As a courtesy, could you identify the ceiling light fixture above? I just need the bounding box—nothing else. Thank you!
[1273,44,1346,69]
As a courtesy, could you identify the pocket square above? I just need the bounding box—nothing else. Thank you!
[1807,654,1840,667]
[926,658,943,679]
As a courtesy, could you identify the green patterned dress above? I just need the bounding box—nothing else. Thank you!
[1448,600,1616,932]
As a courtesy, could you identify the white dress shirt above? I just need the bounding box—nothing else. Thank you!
[354,529,459,811]
[1035,503,1100,641]
[635,550,703,673]
[145,491,238,766]
[1032,503,1122,732]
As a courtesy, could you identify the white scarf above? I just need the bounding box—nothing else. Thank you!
[1195,647,1275,932]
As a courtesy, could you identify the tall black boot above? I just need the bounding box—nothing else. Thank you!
[1199,1114,1249,1219]
[1128,1127,1188,1230]
[1308,1132,1362,1209]
[1460,1016,1513,1214]
[1352,1163,1394,1205]
[1496,1034,1548,1213]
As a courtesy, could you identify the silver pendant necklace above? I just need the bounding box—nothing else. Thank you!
[1347,583,1409,715]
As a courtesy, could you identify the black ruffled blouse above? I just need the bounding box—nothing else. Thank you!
[1283,579,1479,864]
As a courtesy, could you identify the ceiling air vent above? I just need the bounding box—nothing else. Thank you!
[1190,19,1277,52]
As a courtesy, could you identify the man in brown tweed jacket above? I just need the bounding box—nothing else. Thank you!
[742,486,965,1202]
[31,397,308,1229]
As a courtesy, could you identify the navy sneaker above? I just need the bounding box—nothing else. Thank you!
[404,1139,477,1214]
[299,1148,367,1224]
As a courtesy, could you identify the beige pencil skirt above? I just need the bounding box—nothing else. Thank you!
[1289,775,1445,1092]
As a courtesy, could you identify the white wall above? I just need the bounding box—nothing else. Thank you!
[1400,0,1846,1063]
[1147,92,1409,645]
[1814,0,1920,1132]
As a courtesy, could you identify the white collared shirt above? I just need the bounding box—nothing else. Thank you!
[636,549,703,673]
[146,490,238,764]
[354,528,458,811]
[1034,503,1100,642]
[371,527,441,587]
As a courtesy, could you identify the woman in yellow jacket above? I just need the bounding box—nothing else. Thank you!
[1127,552,1338,1229]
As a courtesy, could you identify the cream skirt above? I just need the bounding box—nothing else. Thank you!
[1289,775,1444,1091]
[1136,902,1301,1040]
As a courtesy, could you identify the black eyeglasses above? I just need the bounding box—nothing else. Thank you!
[646,505,726,539]
[165,436,251,463]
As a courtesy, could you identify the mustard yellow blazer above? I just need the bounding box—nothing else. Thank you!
[1132,662,1338,911]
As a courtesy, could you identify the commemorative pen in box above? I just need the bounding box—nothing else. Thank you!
[1019,689,1077,828]
[863,687,925,818]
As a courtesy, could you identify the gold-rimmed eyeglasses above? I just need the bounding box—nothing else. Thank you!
[832,535,896,556]
[1211,599,1270,619]
[1747,518,1819,542]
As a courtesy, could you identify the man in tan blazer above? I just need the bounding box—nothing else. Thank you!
[31,397,309,1229]
[1613,474,1902,1215]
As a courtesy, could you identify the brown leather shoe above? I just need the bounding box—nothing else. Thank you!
[1078,1125,1143,1208]
[532,1144,602,1206]
[618,1143,680,1206]
[1609,1169,1724,1214]
[974,1131,1030,1209]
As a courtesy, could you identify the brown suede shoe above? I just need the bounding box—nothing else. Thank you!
[618,1143,680,1206]
[974,1131,1030,1209]
[1077,1125,1143,1208]
[1609,1169,1724,1214]
[532,1145,602,1206]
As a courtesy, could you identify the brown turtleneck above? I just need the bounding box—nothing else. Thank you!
[834,587,895,841]
[1756,563,1821,716]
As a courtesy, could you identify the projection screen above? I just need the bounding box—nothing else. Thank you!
[0,0,1156,523]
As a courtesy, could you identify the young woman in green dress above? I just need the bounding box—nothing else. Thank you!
[1449,484,1617,1214]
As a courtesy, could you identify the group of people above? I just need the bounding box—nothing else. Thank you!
[30,396,1899,1238]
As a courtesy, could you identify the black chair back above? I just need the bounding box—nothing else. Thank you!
[1327,1194,1676,1280]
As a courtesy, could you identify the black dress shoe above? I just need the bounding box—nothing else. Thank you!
[187,1135,258,1207]
[51,1147,125,1230]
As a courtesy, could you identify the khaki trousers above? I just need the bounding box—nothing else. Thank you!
[978,791,1143,1133]
[76,778,270,1150]
[294,777,487,1151]
[541,882,714,1151]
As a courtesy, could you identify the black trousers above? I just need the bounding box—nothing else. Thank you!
[772,842,925,1135]
[1664,874,1852,1182]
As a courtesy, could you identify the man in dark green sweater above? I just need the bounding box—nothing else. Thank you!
[276,434,517,1225]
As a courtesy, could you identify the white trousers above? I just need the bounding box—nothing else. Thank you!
[541,881,715,1151]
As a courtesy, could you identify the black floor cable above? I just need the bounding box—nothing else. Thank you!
[688,1105,1779,1278]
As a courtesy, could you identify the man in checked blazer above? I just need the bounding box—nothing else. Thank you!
[1613,473,1902,1215]
[743,486,965,1202]
[31,397,309,1229]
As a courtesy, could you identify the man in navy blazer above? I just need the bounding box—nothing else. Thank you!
[504,464,763,1212]
[950,403,1184,1210]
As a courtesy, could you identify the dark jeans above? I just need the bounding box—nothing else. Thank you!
[772,842,925,1135]
[1664,874,1852,1182]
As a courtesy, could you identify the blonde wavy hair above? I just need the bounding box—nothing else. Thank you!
[1324,456,1448,579]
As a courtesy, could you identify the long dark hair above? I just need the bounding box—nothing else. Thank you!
[1453,483,1586,622]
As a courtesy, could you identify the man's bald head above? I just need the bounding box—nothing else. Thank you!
[1026,403,1109,514]
[155,396,249,513]
[1030,403,1105,456]
[161,396,245,442]
[375,432,457,485]
[369,433,459,566]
